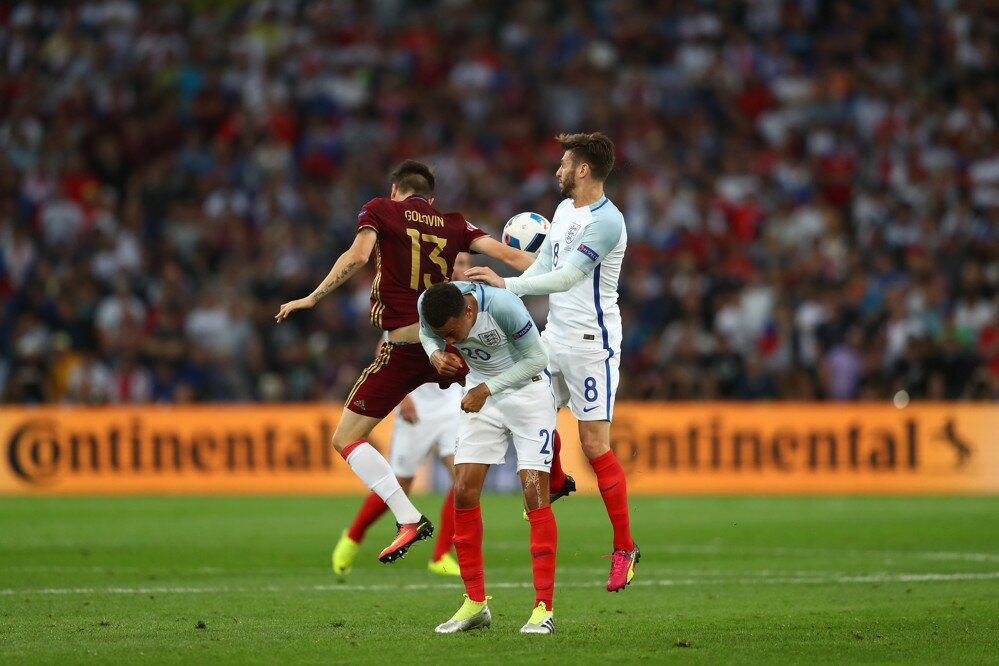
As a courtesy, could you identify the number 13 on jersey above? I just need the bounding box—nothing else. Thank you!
[406,229,448,290]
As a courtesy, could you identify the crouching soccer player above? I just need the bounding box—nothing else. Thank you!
[419,282,558,635]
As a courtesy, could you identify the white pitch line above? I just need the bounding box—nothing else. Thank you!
[3,571,999,596]
[651,544,999,563]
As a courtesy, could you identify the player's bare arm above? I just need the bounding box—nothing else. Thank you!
[468,236,535,272]
[274,229,376,322]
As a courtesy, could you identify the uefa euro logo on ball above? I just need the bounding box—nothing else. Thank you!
[502,212,551,254]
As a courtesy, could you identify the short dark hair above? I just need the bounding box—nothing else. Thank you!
[390,160,435,197]
[421,283,465,328]
[555,132,615,181]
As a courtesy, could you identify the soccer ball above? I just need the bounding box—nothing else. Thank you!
[502,212,550,254]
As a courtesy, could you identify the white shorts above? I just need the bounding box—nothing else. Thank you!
[542,336,620,422]
[455,376,557,473]
[388,384,461,478]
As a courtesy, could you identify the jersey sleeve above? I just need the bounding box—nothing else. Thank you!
[563,215,624,275]
[356,199,383,234]
[488,288,542,355]
[521,234,554,277]
[483,341,547,395]
[482,287,547,394]
[461,219,489,251]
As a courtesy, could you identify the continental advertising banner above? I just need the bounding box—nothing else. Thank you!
[600,403,999,494]
[0,403,996,495]
[0,405,379,495]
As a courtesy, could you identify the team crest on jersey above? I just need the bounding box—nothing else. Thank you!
[480,329,502,346]
[564,222,581,246]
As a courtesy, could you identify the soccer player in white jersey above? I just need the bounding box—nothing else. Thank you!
[331,255,475,577]
[419,281,558,635]
[465,132,638,592]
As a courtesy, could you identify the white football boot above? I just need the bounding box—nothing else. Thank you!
[434,595,492,633]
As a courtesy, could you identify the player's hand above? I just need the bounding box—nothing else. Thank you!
[399,395,419,424]
[463,266,505,288]
[460,383,491,413]
[431,350,464,377]
[274,296,315,322]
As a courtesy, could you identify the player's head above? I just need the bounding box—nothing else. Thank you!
[422,283,475,344]
[390,160,435,200]
[555,132,615,197]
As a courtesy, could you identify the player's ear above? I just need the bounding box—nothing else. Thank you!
[390,183,399,199]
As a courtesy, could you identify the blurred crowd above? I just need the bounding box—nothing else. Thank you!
[2,0,998,404]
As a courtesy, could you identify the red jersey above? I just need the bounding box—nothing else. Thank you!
[356,195,487,330]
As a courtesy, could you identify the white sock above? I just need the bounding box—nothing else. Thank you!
[345,442,422,524]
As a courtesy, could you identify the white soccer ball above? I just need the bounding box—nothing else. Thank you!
[502,212,551,254]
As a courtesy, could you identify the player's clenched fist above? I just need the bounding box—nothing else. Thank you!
[430,350,464,376]
[460,383,491,413]
[274,296,315,322]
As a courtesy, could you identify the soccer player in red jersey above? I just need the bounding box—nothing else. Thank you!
[331,254,473,577]
[275,160,532,564]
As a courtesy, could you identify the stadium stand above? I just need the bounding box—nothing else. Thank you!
[1,1,997,403]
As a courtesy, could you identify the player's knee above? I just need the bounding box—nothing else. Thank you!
[523,486,547,512]
[452,478,479,509]
[331,430,357,453]
[579,433,610,459]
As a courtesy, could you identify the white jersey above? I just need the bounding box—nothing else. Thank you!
[418,282,555,472]
[541,195,626,352]
[402,382,462,420]
[419,282,545,392]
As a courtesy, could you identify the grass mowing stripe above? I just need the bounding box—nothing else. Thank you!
[5,570,999,596]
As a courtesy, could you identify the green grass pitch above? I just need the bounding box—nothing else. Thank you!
[1,494,997,664]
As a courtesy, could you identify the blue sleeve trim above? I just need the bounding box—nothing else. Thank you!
[593,264,612,358]
[593,265,613,420]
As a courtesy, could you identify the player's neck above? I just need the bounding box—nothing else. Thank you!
[571,183,605,209]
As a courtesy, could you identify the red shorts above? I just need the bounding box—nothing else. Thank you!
[345,342,469,419]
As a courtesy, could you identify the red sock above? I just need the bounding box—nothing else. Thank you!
[548,430,567,494]
[453,505,485,602]
[432,487,456,561]
[346,491,389,543]
[527,506,557,610]
[589,450,634,551]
